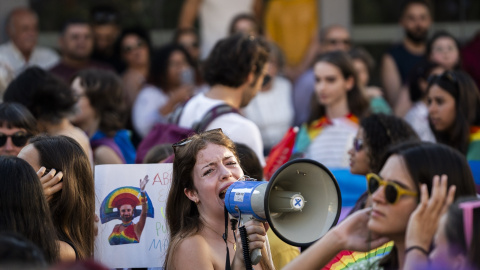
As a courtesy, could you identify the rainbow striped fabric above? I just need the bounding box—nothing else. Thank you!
[323,241,394,270]
[108,223,139,245]
[468,126,480,193]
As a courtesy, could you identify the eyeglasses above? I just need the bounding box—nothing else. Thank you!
[92,11,118,25]
[180,41,199,49]
[122,40,145,53]
[366,173,418,204]
[262,74,271,87]
[353,138,363,152]
[458,200,480,249]
[325,39,351,46]
[172,128,223,153]
[0,132,32,147]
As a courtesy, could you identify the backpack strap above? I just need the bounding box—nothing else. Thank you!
[169,102,188,124]
[193,104,239,133]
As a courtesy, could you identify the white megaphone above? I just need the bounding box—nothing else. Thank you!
[224,159,342,265]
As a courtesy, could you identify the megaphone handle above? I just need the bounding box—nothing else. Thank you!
[238,226,254,270]
[251,248,262,265]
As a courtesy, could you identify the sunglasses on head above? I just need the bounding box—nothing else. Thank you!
[427,70,457,85]
[122,40,145,53]
[353,138,363,152]
[172,128,223,153]
[0,132,31,147]
[366,173,418,204]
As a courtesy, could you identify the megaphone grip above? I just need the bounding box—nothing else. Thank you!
[239,226,254,270]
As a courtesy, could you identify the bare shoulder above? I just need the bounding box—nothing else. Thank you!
[57,240,76,262]
[94,146,124,164]
[172,235,214,270]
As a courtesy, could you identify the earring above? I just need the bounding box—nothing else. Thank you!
[195,199,200,205]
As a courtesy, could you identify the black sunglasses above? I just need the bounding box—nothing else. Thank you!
[353,138,363,152]
[262,74,271,87]
[122,40,145,53]
[427,70,457,85]
[366,173,418,204]
[0,132,31,147]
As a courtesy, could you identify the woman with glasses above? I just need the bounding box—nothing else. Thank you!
[282,142,477,270]
[164,129,274,270]
[405,196,480,270]
[426,31,461,71]
[427,70,480,192]
[132,43,197,138]
[347,113,419,213]
[0,102,38,156]
[293,51,369,169]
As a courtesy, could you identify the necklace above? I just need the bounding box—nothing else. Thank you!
[122,221,133,227]
[202,220,236,251]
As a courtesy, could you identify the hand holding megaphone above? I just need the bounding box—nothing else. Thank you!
[225,159,342,266]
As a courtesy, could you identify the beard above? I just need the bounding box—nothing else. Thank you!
[121,215,134,223]
[405,27,428,44]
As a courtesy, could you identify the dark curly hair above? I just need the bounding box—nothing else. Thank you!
[202,33,269,88]
[3,67,76,124]
[74,69,126,136]
[361,114,419,173]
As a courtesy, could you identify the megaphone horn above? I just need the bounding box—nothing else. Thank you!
[225,159,342,265]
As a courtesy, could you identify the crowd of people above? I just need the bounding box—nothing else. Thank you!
[0,0,479,269]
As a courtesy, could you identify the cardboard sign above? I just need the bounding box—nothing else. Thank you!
[95,164,172,268]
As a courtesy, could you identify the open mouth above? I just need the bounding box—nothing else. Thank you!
[219,189,227,200]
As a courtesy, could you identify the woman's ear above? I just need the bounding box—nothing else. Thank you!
[345,76,355,91]
[184,188,198,203]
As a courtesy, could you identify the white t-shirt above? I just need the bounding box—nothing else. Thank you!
[242,76,294,150]
[305,117,358,169]
[178,93,266,166]
[132,84,169,138]
[199,0,254,59]
[0,41,59,76]
[404,101,436,143]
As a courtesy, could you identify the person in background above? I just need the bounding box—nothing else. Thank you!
[293,25,352,127]
[347,114,419,215]
[426,30,461,71]
[70,69,136,164]
[0,102,38,156]
[90,5,122,72]
[229,13,261,36]
[3,67,94,166]
[293,51,369,169]
[243,41,294,155]
[0,7,59,75]
[404,60,444,142]
[18,135,95,261]
[349,47,392,114]
[178,0,262,59]
[381,0,432,112]
[173,28,201,64]
[427,70,480,192]
[132,43,196,138]
[0,156,59,264]
[50,19,112,83]
[0,61,14,101]
[461,31,480,89]
[116,27,153,112]
[143,143,173,164]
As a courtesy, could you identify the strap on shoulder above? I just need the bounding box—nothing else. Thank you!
[193,104,239,132]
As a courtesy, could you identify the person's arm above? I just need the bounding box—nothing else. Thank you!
[404,175,456,270]
[283,208,390,270]
[135,176,150,239]
[158,85,193,117]
[178,0,202,29]
[252,0,263,25]
[393,85,412,117]
[381,54,402,106]
[94,146,124,165]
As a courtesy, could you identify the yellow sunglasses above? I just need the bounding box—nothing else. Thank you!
[366,173,418,204]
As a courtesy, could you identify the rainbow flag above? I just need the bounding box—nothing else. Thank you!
[323,241,394,269]
[468,126,480,193]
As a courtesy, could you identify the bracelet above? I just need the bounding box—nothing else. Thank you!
[405,246,429,256]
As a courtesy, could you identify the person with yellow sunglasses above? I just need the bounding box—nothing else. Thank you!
[283,142,477,270]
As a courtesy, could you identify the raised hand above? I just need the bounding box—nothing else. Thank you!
[37,167,63,201]
[140,175,149,192]
[405,175,456,251]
